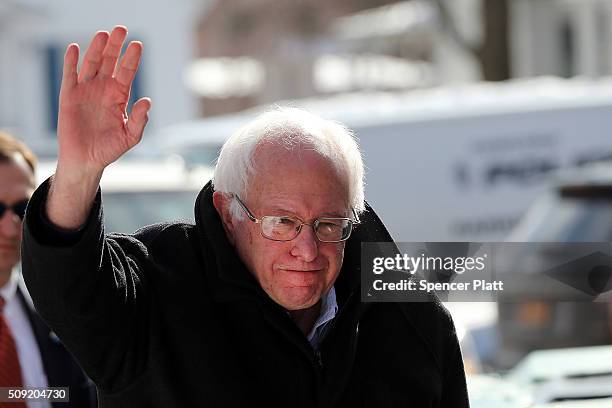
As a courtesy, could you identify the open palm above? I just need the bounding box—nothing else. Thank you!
[58,26,151,171]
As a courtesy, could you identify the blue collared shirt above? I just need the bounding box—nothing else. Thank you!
[306,286,338,351]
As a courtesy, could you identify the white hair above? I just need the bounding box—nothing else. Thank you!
[213,107,365,220]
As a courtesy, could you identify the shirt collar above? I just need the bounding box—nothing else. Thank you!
[0,269,19,304]
[307,286,338,343]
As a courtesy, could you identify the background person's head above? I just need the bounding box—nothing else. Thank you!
[0,131,37,286]
[212,107,364,311]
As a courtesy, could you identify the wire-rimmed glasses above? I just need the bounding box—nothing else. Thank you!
[233,195,357,242]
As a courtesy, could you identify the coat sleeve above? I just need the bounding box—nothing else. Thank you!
[21,179,152,393]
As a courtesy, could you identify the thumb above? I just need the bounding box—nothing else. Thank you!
[126,97,151,145]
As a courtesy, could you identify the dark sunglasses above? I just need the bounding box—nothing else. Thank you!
[0,199,29,220]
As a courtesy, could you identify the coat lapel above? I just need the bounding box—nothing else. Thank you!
[16,286,66,388]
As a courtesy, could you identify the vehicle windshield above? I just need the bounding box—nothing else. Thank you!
[102,190,199,233]
[512,194,612,242]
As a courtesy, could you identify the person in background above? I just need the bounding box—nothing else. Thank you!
[0,131,96,408]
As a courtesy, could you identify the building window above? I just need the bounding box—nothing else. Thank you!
[595,5,610,75]
[45,45,61,131]
[560,19,575,78]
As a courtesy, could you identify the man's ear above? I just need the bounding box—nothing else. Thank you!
[212,191,236,245]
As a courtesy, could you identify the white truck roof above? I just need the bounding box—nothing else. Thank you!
[150,76,612,149]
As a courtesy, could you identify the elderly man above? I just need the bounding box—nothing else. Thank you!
[0,132,96,407]
[22,26,469,407]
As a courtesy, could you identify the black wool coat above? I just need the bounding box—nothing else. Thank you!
[22,179,469,407]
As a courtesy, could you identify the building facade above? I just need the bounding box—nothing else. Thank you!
[0,0,206,157]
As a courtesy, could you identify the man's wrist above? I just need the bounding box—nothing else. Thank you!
[46,163,103,230]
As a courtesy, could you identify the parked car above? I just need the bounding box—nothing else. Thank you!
[530,398,612,408]
[509,164,612,242]
[508,345,612,403]
[497,164,612,368]
[533,378,612,404]
[508,345,612,386]
[466,374,533,408]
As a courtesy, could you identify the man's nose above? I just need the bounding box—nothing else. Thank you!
[0,210,21,237]
[290,224,319,262]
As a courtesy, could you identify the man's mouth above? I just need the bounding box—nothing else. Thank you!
[280,268,323,273]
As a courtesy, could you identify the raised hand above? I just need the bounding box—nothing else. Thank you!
[47,26,151,230]
[58,26,151,173]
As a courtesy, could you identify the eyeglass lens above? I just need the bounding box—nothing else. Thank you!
[260,216,351,242]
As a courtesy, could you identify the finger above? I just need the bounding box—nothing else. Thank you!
[126,97,151,144]
[115,41,142,89]
[98,26,128,77]
[77,31,109,82]
[61,43,79,91]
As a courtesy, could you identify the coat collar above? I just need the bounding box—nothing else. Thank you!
[193,180,395,308]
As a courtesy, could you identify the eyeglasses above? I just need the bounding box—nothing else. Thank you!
[233,195,357,243]
[0,199,29,220]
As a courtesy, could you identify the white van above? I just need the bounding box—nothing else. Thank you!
[149,77,612,241]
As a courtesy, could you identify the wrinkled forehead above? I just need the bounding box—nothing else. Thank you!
[247,142,349,208]
[252,141,344,180]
